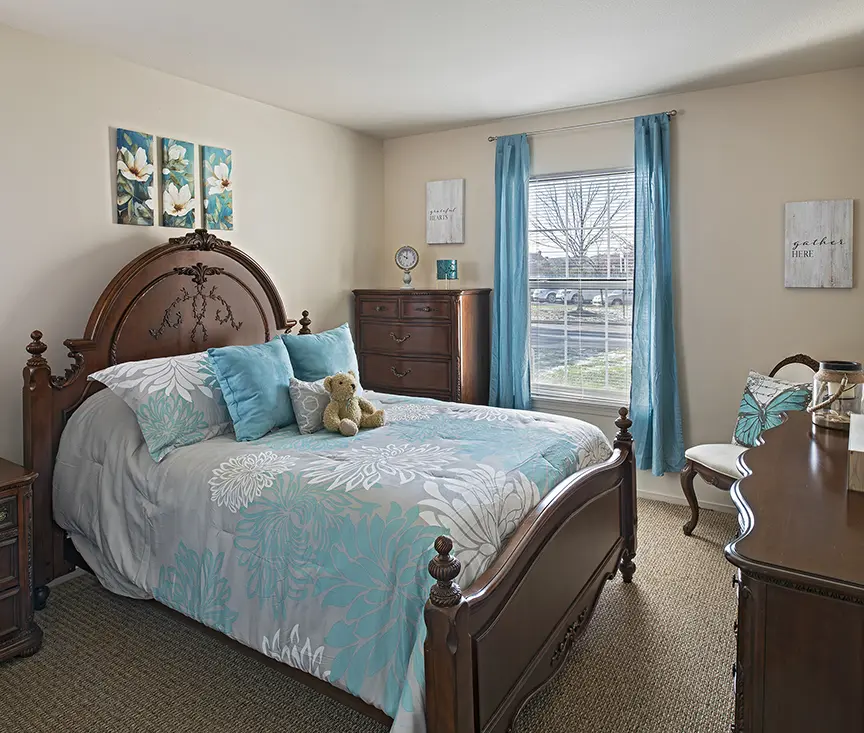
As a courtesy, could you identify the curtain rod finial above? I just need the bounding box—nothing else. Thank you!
[667,110,678,117]
[488,135,497,142]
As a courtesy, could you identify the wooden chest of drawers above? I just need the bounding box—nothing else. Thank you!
[353,289,491,404]
[0,459,41,662]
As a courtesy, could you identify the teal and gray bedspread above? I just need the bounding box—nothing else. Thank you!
[54,389,612,732]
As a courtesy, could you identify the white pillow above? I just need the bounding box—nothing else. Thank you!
[89,352,232,461]
[288,377,331,434]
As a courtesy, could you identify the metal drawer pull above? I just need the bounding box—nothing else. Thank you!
[0,507,7,523]
[374,305,387,312]
[416,306,435,312]
[391,367,412,378]
[390,332,411,344]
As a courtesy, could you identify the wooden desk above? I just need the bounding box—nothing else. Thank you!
[726,412,864,732]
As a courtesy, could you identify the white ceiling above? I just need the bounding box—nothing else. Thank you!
[2,0,863,138]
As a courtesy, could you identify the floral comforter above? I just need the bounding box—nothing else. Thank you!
[53,389,612,733]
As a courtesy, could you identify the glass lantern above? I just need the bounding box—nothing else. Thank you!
[436,259,459,290]
[809,360,864,431]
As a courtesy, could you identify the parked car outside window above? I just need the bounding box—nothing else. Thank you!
[531,288,560,303]
[555,288,602,306]
[592,290,633,307]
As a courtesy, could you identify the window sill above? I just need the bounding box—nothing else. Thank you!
[531,393,628,420]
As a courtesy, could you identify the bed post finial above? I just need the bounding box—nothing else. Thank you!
[428,536,462,607]
[299,310,312,335]
[26,331,49,368]
[614,407,632,444]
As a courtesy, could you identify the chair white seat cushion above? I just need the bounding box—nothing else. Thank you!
[685,444,748,479]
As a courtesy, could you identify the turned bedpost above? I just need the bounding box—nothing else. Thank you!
[299,310,312,335]
[23,331,58,603]
[428,536,462,607]
[614,407,637,582]
[425,536,475,733]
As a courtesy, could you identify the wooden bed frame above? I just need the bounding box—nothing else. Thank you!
[22,230,637,733]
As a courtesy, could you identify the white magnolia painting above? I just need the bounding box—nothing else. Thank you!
[426,179,465,244]
[784,199,853,288]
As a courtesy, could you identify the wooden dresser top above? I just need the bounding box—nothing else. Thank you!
[0,458,36,488]
[726,411,864,597]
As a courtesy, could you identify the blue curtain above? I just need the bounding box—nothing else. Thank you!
[490,134,531,409]
[631,114,685,475]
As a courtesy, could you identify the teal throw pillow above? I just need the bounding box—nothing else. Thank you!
[732,370,812,448]
[208,339,296,441]
[281,323,361,384]
[89,352,232,462]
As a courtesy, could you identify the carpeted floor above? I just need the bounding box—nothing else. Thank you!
[0,500,737,733]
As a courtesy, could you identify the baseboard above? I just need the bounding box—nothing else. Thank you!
[636,489,736,514]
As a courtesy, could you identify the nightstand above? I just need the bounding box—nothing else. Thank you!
[0,459,41,661]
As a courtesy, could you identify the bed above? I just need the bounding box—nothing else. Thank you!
[23,229,637,733]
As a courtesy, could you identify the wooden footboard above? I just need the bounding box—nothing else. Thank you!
[424,408,636,733]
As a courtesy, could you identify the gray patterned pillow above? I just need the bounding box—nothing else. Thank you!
[288,377,331,434]
[89,352,232,461]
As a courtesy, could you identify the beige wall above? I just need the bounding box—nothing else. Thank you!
[0,24,383,461]
[383,67,864,507]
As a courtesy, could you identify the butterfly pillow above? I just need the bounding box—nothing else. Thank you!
[732,370,812,448]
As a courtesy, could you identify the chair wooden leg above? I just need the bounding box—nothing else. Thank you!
[680,460,699,536]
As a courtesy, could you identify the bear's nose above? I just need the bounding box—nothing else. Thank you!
[351,384,356,391]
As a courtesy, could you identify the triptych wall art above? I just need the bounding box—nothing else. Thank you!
[115,128,233,231]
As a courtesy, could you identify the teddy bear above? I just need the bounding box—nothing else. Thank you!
[322,370,386,436]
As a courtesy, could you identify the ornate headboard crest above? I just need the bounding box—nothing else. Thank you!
[171,228,231,251]
[23,229,310,589]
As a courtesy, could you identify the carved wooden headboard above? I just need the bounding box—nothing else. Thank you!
[23,229,311,590]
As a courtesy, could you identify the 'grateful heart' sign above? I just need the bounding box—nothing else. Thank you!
[426,179,465,244]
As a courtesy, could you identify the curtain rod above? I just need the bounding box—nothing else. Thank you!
[487,109,677,142]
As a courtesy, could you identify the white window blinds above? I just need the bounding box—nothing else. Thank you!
[528,169,635,403]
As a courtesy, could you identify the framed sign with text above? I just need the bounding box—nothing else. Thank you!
[784,199,853,288]
[426,179,465,244]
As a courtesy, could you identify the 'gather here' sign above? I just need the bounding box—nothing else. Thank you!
[784,199,853,288]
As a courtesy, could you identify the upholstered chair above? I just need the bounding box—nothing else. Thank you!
[680,354,818,535]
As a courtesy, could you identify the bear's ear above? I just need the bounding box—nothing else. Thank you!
[323,376,333,393]
[348,370,357,379]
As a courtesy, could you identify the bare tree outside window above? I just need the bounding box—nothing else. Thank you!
[528,169,634,402]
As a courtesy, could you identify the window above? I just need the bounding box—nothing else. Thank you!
[528,168,634,404]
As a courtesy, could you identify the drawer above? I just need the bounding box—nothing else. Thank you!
[357,298,399,319]
[0,496,16,533]
[0,587,20,639]
[0,538,18,591]
[360,354,451,393]
[400,297,451,320]
[359,321,451,357]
